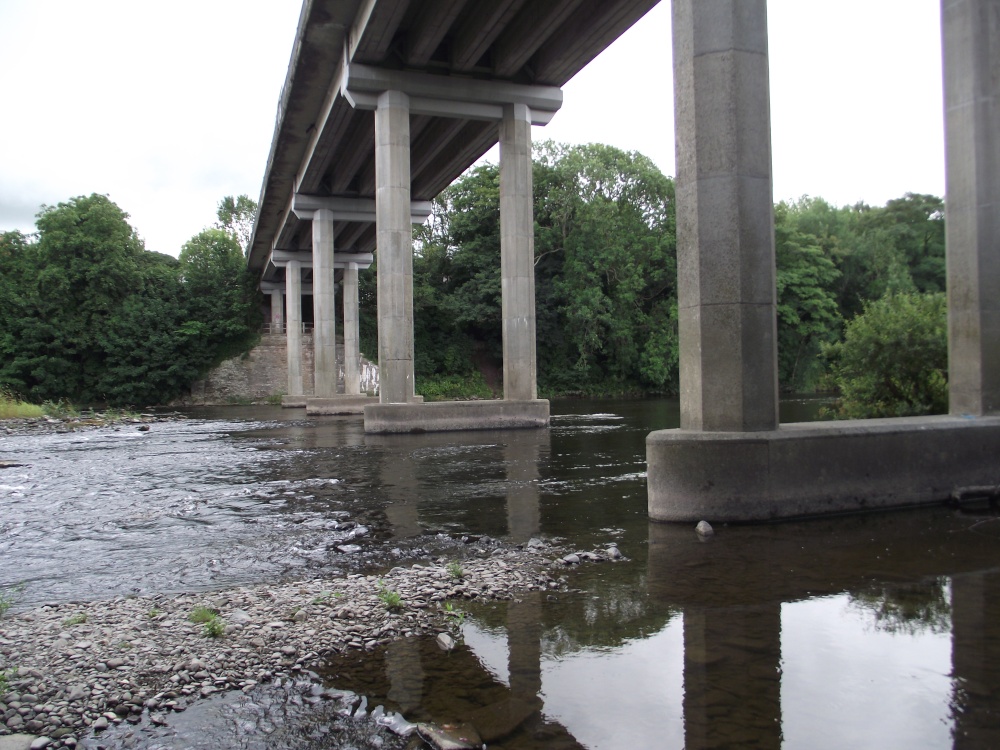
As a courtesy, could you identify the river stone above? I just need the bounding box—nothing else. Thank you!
[435,633,456,651]
[29,738,52,750]
[336,544,362,554]
[416,722,482,750]
[695,520,714,537]
[561,554,580,565]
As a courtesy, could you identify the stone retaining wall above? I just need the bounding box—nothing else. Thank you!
[177,334,378,405]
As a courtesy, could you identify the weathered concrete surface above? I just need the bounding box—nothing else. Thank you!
[312,209,338,399]
[365,400,550,434]
[343,262,362,396]
[376,90,417,405]
[286,259,304,397]
[647,415,1000,522]
[672,0,778,432]
[943,0,1000,416]
[306,395,376,415]
[500,103,538,402]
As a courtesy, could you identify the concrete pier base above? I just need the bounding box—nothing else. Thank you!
[365,400,549,434]
[281,395,308,408]
[306,395,377,416]
[647,415,1000,522]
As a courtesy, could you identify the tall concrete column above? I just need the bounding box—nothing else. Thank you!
[270,288,284,333]
[375,90,416,404]
[673,0,778,432]
[343,261,362,396]
[943,0,1000,416]
[285,260,303,397]
[500,103,538,401]
[312,208,338,398]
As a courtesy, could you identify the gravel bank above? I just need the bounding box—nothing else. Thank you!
[0,540,608,749]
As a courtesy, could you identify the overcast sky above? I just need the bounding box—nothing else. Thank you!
[0,1,944,258]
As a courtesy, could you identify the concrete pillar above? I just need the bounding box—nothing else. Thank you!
[672,0,778,432]
[269,288,284,333]
[285,260,303,397]
[375,89,416,404]
[343,261,362,395]
[943,0,1000,416]
[312,208,338,398]
[500,103,538,401]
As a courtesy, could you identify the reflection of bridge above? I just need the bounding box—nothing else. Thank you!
[315,422,1000,748]
[248,0,1000,522]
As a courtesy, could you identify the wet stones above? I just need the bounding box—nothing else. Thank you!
[560,543,627,565]
[0,539,588,748]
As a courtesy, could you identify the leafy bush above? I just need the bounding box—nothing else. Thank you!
[824,292,947,418]
[416,372,494,401]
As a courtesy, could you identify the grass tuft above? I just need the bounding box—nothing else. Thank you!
[0,584,25,618]
[0,390,44,419]
[189,606,219,624]
[377,581,403,611]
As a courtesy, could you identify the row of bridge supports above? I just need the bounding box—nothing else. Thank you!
[270,65,562,428]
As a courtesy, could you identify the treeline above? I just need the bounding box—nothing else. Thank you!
[0,194,260,406]
[359,142,946,410]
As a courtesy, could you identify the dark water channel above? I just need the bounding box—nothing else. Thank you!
[2,398,999,748]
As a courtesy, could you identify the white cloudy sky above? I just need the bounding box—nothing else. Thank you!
[0,1,944,258]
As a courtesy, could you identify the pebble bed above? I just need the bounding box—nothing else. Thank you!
[0,540,621,750]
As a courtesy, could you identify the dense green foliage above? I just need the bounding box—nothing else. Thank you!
[824,292,948,418]
[1,152,948,415]
[0,194,260,407]
[367,143,681,398]
[362,143,946,406]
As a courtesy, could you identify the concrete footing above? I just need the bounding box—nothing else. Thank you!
[364,399,549,434]
[647,415,1000,523]
[281,395,308,408]
[306,396,377,415]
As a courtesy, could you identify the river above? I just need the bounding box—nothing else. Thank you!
[1,398,998,749]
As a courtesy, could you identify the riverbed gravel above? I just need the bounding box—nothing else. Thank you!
[0,539,621,749]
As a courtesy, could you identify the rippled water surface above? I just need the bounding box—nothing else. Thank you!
[3,398,999,749]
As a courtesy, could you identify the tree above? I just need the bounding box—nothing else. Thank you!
[534,142,678,392]
[824,292,947,418]
[215,194,257,256]
[774,203,842,391]
[178,228,260,359]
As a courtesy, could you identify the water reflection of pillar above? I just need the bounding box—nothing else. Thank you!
[378,443,422,539]
[385,637,424,715]
[950,571,1000,749]
[507,590,544,718]
[682,604,782,750]
[504,432,548,544]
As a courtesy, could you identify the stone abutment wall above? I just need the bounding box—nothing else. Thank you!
[177,334,378,405]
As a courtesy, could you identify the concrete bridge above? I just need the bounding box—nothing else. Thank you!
[249,0,1000,522]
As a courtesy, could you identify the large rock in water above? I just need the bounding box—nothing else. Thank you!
[415,721,483,750]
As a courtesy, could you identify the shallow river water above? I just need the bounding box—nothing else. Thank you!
[2,398,999,749]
